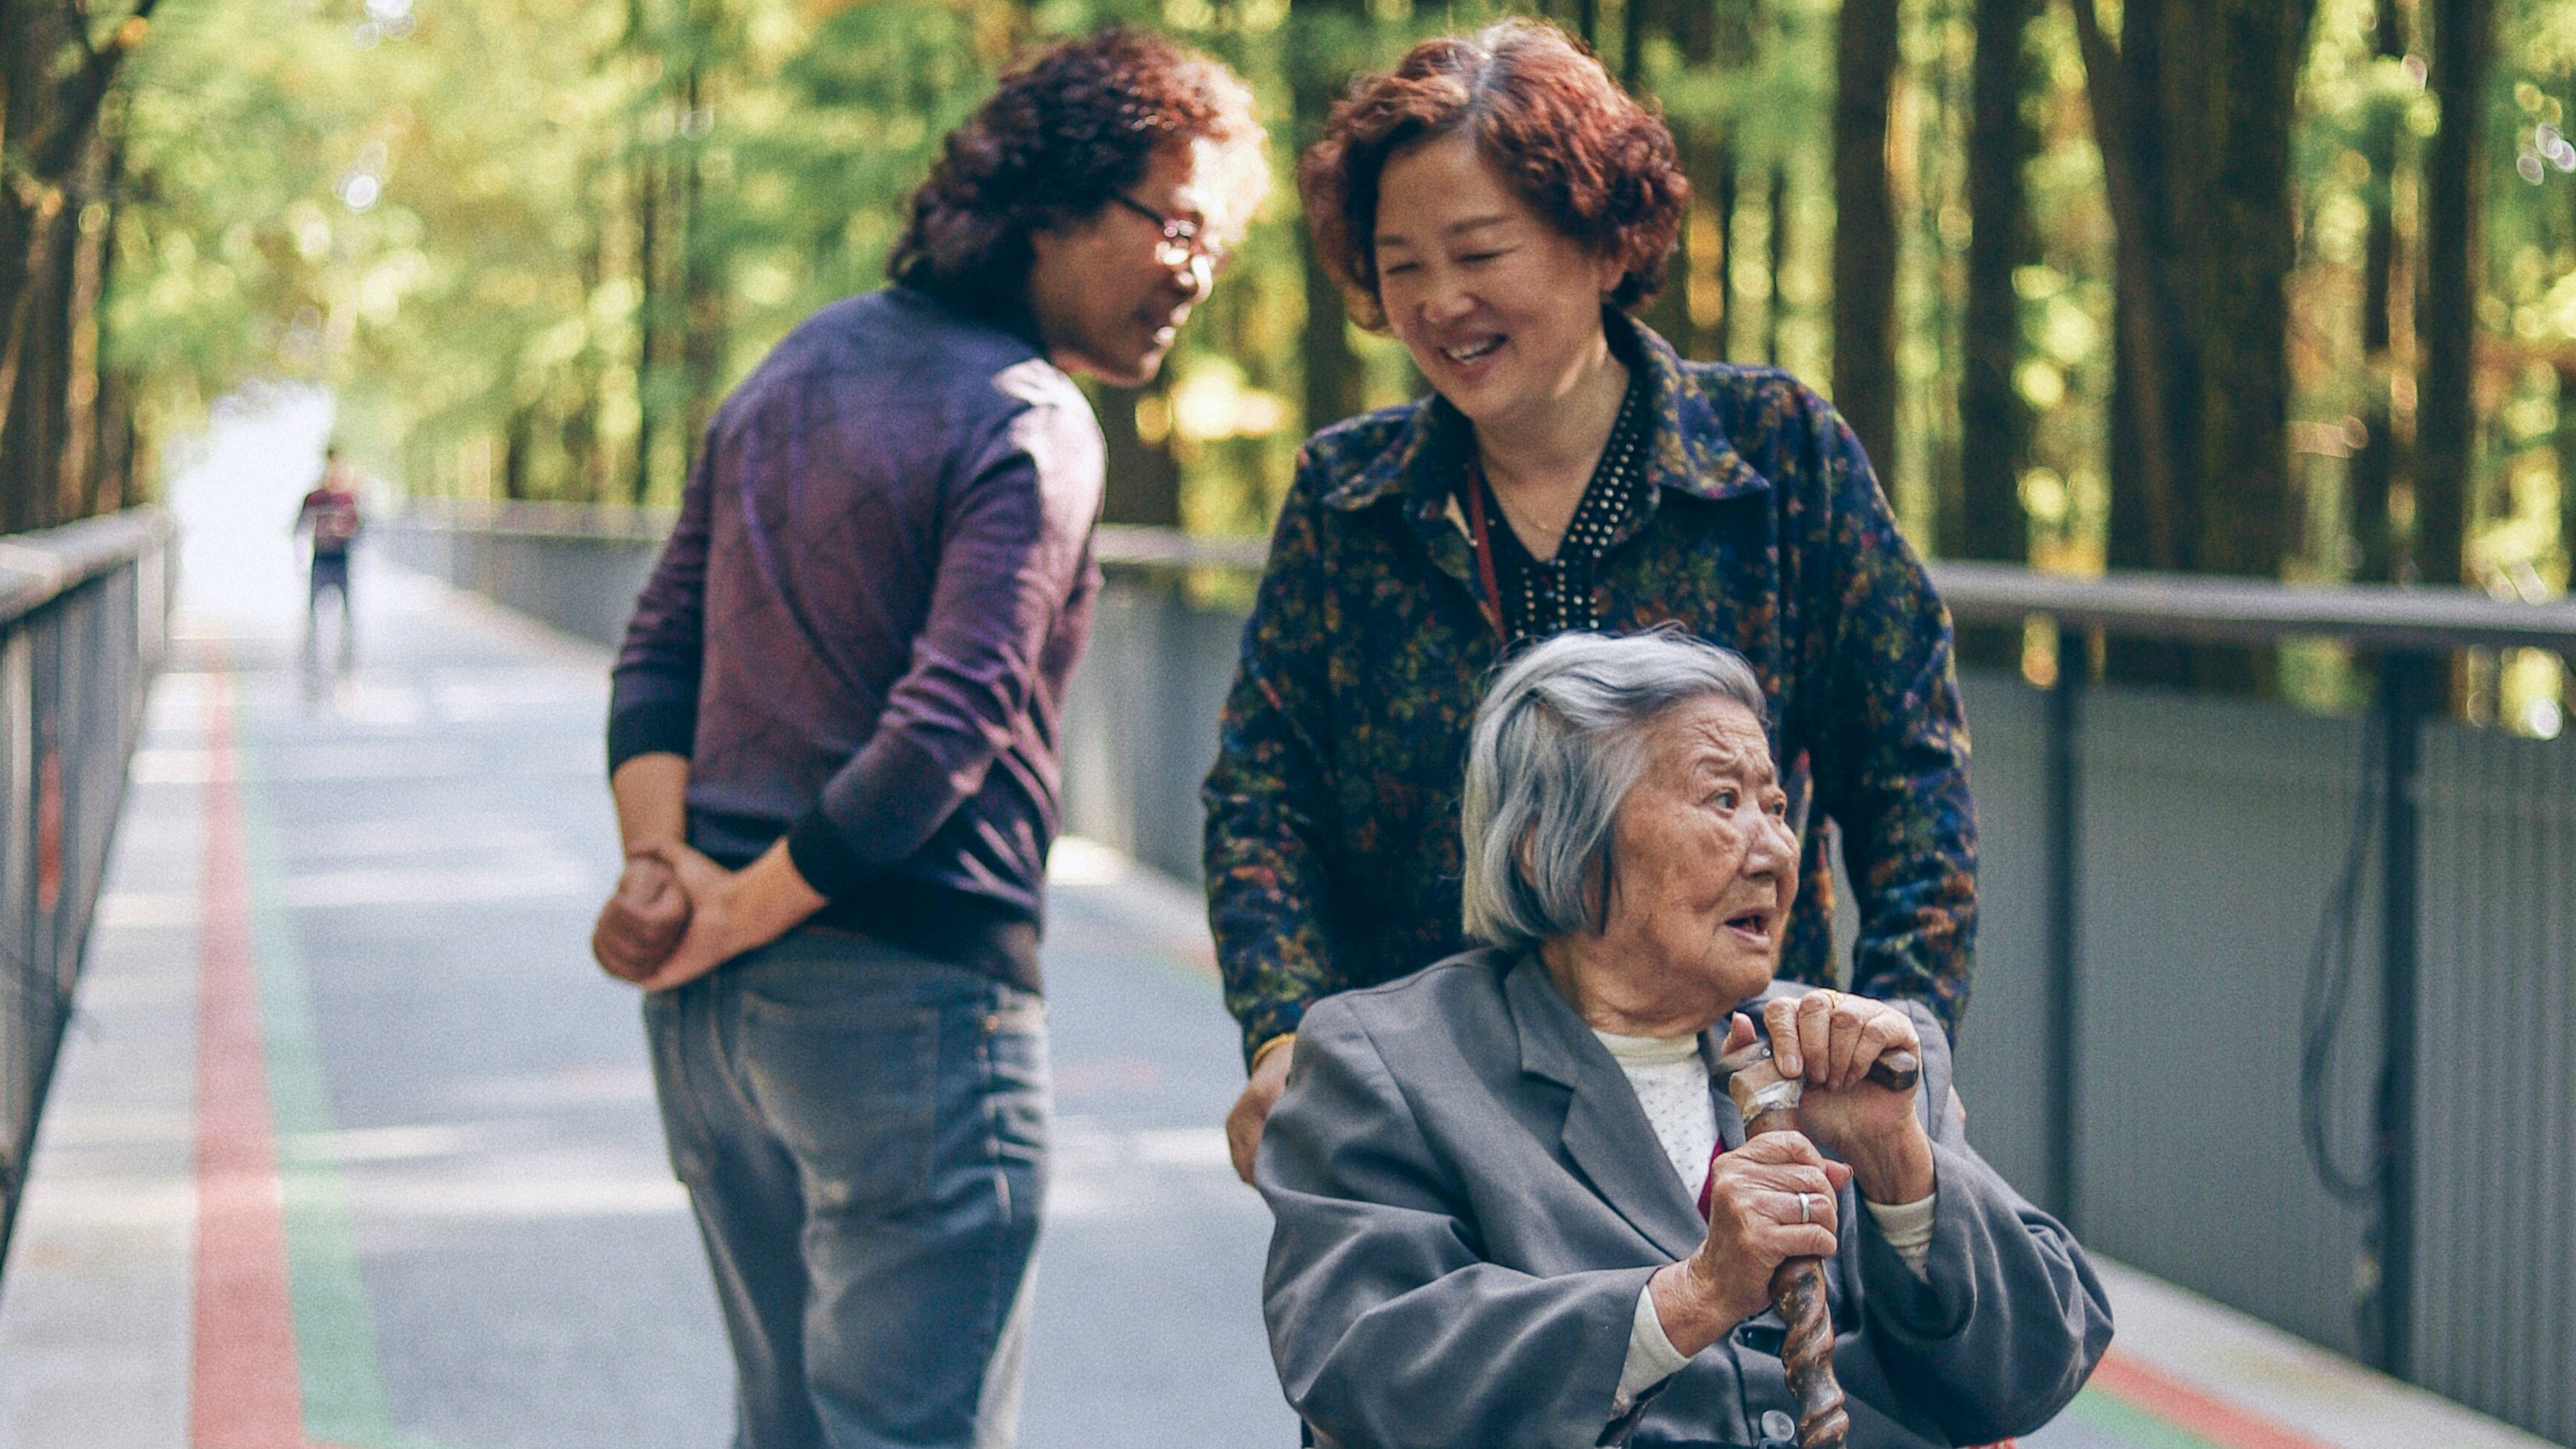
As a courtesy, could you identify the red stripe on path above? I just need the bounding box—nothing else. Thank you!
[2091,1349,2345,1449]
[190,666,315,1449]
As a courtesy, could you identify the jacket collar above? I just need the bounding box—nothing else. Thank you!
[1319,311,1768,515]
[1503,953,1722,1262]
[889,281,1048,359]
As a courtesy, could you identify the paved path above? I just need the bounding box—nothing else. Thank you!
[0,405,2559,1449]
[0,515,1285,1447]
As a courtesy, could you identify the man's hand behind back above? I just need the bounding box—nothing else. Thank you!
[630,839,829,993]
[593,854,692,982]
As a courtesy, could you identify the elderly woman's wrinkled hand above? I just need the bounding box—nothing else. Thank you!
[1649,1131,1853,1355]
[1760,993,1935,1204]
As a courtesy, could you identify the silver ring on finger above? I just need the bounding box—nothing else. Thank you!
[1795,1192,1814,1224]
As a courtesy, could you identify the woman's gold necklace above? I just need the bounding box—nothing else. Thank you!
[1478,366,1624,562]
[1481,469,1580,561]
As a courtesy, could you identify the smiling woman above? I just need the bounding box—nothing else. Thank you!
[1298,23,1682,333]
[1203,19,1981,1196]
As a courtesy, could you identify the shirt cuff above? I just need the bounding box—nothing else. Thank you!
[606,699,696,777]
[1863,1192,1937,1279]
[1614,1281,1693,1413]
[784,807,870,899]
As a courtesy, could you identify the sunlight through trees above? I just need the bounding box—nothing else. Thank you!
[4,0,2573,721]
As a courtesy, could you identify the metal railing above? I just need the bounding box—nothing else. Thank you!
[1075,544,2576,1445]
[375,499,673,649]
[380,503,2576,1445]
[1932,569,2576,1427]
[0,508,175,1278]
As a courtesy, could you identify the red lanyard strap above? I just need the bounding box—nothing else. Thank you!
[1462,460,1509,646]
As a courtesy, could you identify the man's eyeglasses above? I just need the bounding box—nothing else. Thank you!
[1110,193,1229,270]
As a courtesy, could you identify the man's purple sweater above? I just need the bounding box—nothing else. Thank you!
[609,286,1104,992]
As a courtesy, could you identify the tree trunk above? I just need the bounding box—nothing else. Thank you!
[1707,141,1740,360]
[59,205,104,519]
[1649,129,1740,362]
[502,408,535,501]
[1639,0,1736,361]
[1641,153,1693,349]
[570,184,611,504]
[1292,0,1368,439]
[1704,0,1754,364]
[2560,365,2576,574]
[2415,0,2490,589]
[2347,0,2409,585]
[3,202,78,533]
[632,144,664,506]
[680,65,726,467]
[1832,0,1902,478]
[1097,383,1182,527]
[1961,0,2035,563]
[1298,231,1365,434]
[1766,164,1791,365]
[0,4,67,528]
[1620,0,1652,92]
[60,118,120,520]
[1,1,157,528]
[1958,0,2038,666]
[0,0,54,353]
[94,367,136,515]
[2076,0,2316,689]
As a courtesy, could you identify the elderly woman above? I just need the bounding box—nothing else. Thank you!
[1259,633,2108,1449]
[1206,20,1975,1180]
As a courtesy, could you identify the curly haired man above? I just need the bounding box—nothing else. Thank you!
[602,30,1266,1448]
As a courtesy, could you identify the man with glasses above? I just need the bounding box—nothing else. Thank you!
[1110,191,1232,269]
[600,28,1266,1449]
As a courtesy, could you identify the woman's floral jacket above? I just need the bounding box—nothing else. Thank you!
[1202,315,1976,1064]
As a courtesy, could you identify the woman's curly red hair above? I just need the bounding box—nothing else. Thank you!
[889,27,1265,318]
[1299,19,1685,329]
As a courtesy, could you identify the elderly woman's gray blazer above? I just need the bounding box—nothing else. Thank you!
[1257,948,2112,1449]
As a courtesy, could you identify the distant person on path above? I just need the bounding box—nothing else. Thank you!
[1204,20,1977,1183]
[293,445,363,683]
[601,29,1266,1449]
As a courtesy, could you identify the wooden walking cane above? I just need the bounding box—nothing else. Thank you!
[1713,1036,1921,1449]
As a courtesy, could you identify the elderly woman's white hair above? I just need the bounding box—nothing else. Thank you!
[1460,630,1768,949]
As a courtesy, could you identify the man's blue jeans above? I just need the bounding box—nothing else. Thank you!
[645,928,1049,1449]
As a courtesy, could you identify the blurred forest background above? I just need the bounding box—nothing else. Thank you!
[4,0,2575,723]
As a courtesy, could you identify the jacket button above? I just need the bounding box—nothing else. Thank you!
[1760,1410,1797,1442]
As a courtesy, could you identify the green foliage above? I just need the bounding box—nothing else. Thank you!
[117,0,617,483]
[97,0,1839,526]
[88,0,2576,716]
